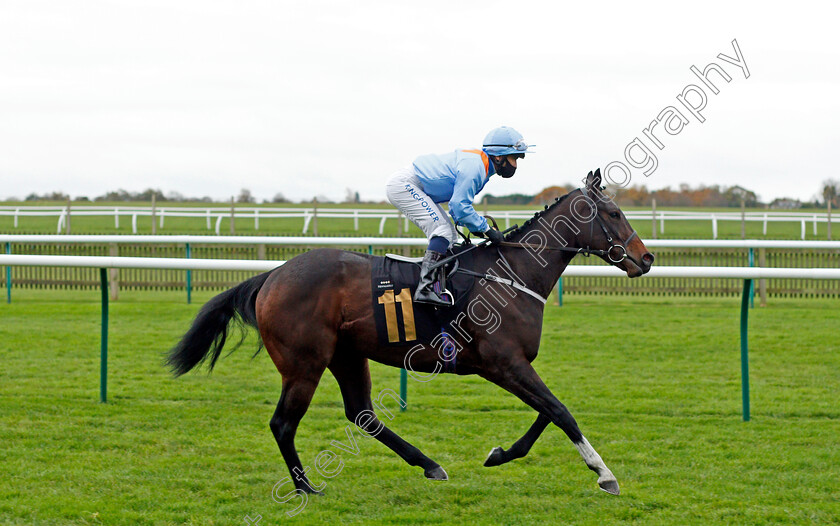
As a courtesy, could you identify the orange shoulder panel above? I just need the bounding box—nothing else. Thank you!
[461,149,490,176]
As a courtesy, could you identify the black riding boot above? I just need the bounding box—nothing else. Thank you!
[414,250,450,306]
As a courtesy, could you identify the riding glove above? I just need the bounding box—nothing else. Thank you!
[483,228,505,245]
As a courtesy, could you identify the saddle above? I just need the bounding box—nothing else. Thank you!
[370,246,476,347]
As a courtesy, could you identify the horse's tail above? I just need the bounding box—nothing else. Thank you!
[166,270,273,376]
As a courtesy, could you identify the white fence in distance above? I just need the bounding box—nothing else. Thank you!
[0,205,836,238]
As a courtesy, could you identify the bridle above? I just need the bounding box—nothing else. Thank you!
[578,186,639,264]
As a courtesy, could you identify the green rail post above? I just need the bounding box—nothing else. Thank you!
[740,279,751,422]
[100,268,109,403]
[400,369,408,412]
[5,242,10,304]
[748,248,755,308]
[557,277,563,307]
[185,243,192,304]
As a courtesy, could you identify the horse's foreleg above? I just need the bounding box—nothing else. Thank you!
[482,360,620,495]
[483,414,550,467]
[329,352,447,481]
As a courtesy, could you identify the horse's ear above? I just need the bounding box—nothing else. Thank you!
[585,169,601,189]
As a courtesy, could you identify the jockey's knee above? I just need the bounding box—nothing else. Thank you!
[429,227,455,248]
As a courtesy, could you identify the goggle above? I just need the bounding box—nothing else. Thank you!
[483,138,532,151]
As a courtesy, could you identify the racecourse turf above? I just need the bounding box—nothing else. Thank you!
[1,290,838,525]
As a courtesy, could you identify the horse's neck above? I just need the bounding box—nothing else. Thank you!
[497,245,575,301]
[483,199,581,300]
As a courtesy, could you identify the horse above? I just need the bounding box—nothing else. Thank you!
[166,169,654,496]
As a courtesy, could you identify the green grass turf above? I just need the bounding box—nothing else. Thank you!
[1,290,838,525]
[1,201,834,240]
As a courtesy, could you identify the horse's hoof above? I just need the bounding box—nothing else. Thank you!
[483,446,505,467]
[598,478,620,495]
[424,466,448,481]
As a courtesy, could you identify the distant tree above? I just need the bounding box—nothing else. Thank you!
[613,185,651,206]
[531,185,571,206]
[92,188,165,202]
[237,188,256,203]
[485,193,535,205]
[139,188,167,202]
[614,184,761,208]
[342,188,361,204]
[651,186,678,206]
[74,196,91,202]
[724,185,758,207]
[26,191,70,202]
[822,179,839,207]
[269,192,290,203]
[95,190,126,201]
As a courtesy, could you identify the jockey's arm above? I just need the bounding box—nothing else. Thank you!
[449,167,489,234]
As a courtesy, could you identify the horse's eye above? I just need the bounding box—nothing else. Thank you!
[609,211,620,219]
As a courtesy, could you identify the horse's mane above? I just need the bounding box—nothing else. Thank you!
[503,190,576,241]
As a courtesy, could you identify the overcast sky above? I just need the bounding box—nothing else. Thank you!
[1,1,838,204]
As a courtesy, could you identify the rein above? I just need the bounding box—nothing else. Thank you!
[429,225,518,271]
[496,240,612,257]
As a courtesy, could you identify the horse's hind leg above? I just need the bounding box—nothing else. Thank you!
[484,414,551,467]
[329,351,448,481]
[269,373,326,494]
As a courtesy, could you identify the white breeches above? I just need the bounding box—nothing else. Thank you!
[385,165,458,248]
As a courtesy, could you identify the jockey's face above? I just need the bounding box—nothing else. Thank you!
[506,154,524,169]
[493,154,524,178]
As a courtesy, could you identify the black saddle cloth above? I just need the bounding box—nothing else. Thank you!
[370,248,476,346]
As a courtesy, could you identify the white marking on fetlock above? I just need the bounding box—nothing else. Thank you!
[574,436,615,481]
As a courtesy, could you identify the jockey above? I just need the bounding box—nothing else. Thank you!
[386,126,533,306]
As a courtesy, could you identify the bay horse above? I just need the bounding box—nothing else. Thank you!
[167,169,654,496]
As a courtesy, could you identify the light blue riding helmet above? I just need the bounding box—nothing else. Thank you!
[482,126,534,156]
